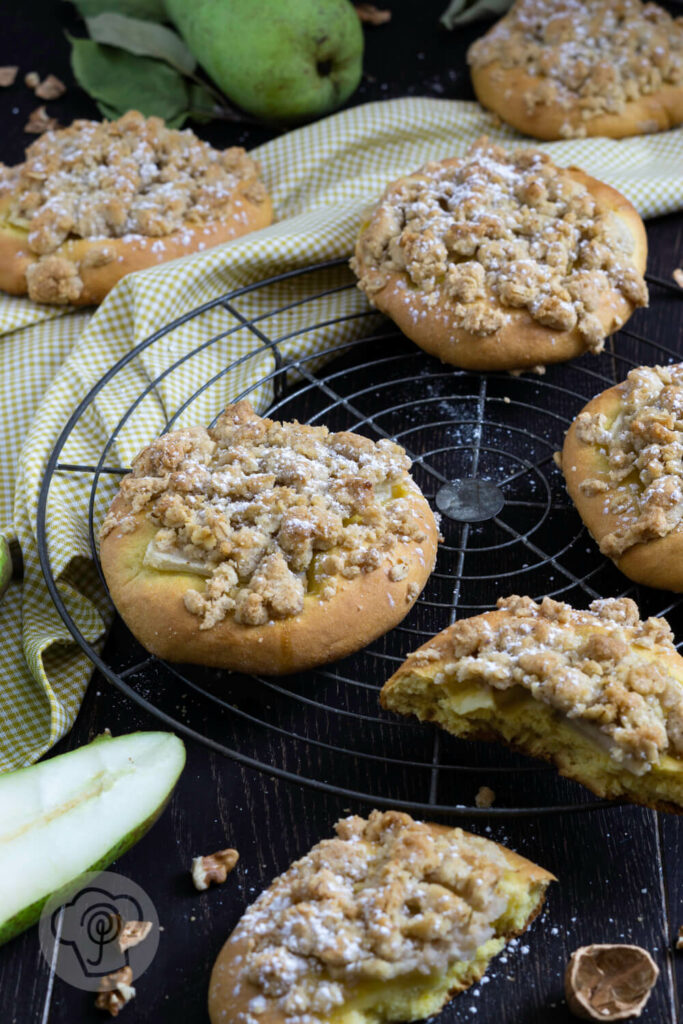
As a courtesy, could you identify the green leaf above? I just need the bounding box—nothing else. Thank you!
[85,12,196,76]
[70,36,190,124]
[440,0,513,28]
[67,0,167,21]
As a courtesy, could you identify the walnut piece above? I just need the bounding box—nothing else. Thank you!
[565,944,659,1020]
[118,920,153,953]
[475,785,496,808]
[94,966,136,1017]
[24,71,39,89]
[24,106,59,135]
[575,364,683,556]
[355,4,392,24]
[34,74,66,100]
[468,0,683,137]
[0,66,18,87]
[353,140,647,347]
[192,847,239,890]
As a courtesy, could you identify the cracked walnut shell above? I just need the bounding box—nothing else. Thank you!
[565,944,659,1020]
[351,141,647,372]
[99,401,438,675]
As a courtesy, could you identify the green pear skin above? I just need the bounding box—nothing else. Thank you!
[164,0,364,122]
[0,731,186,946]
[0,811,163,945]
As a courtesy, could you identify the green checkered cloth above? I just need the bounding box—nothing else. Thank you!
[1,97,682,771]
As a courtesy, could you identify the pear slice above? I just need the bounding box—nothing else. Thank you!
[0,731,185,945]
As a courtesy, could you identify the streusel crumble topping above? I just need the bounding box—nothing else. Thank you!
[575,364,683,557]
[100,401,429,629]
[468,0,683,138]
[0,110,267,302]
[411,596,683,771]
[228,810,513,1023]
[352,141,647,350]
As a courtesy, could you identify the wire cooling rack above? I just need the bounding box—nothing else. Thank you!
[37,258,683,816]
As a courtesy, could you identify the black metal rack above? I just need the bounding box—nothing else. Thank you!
[36,258,683,816]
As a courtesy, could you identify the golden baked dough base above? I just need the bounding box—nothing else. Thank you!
[353,166,647,372]
[381,610,683,813]
[0,183,273,306]
[471,63,683,140]
[562,383,683,591]
[100,489,438,676]
[207,823,554,1024]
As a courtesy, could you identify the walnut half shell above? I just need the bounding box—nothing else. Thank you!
[565,944,659,1020]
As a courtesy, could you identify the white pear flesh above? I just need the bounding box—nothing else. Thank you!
[0,731,186,944]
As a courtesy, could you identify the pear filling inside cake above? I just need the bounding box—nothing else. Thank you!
[100,402,431,630]
[382,596,683,808]
[574,363,683,557]
[215,811,552,1024]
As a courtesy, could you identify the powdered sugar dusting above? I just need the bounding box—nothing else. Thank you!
[352,140,647,351]
[468,0,683,138]
[101,401,433,629]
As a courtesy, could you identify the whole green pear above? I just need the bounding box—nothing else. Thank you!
[164,0,364,123]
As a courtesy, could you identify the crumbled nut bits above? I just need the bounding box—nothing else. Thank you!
[34,74,66,101]
[0,66,18,87]
[24,106,59,135]
[475,785,496,808]
[192,847,239,890]
[565,944,659,1020]
[117,919,153,953]
[355,3,392,24]
[94,966,136,1017]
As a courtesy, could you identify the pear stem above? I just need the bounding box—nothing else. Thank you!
[186,71,259,125]
[193,104,260,125]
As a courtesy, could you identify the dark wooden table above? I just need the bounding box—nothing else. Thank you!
[2,2,683,1022]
